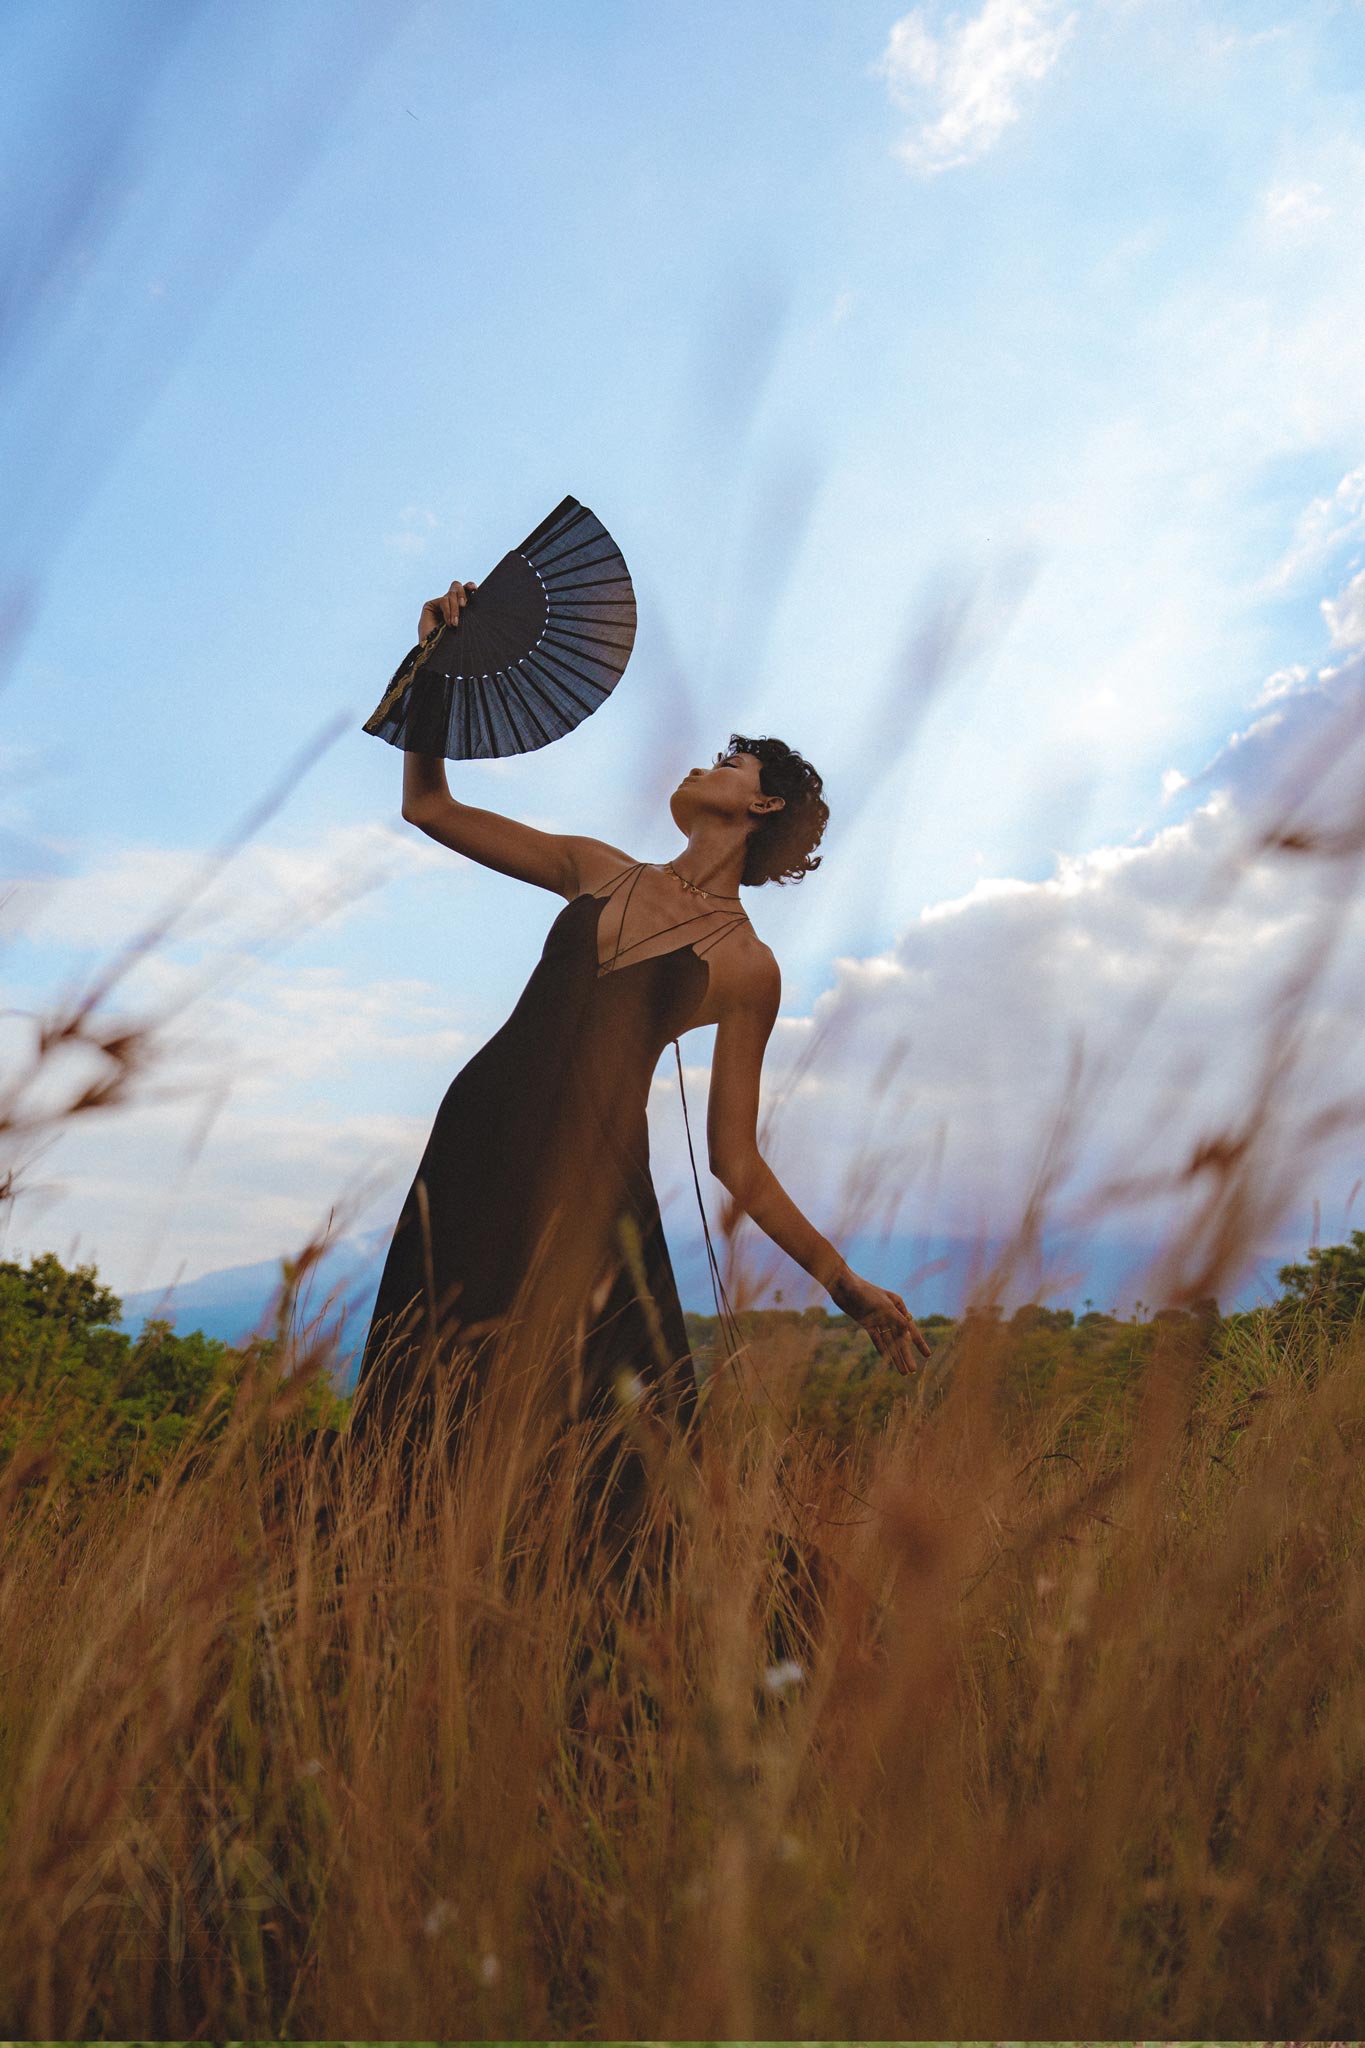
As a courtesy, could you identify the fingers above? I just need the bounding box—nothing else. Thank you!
[870,1319,919,1375]
[889,1289,932,1361]
[865,1298,933,1371]
[438,579,477,629]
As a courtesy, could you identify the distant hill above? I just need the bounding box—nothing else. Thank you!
[117,1222,1283,1388]
[119,1230,391,1358]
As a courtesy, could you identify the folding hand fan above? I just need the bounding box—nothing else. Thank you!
[362,495,637,758]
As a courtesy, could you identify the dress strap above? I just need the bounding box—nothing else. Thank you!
[689,912,750,960]
[595,859,749,975]
[601,861,647,973]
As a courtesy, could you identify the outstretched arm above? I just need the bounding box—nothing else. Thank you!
[397,578,608,900]
[706,956,931,1372]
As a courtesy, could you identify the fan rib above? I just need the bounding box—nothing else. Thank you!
[522,647,610,709]
[513,664,576,735]
[504,673,556,748]
[520,650,602,717]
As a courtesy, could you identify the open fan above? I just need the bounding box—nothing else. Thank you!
[362,495,636,759]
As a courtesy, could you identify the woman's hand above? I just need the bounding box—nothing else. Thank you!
[419,579,477,639]
[830,1265,932,1374]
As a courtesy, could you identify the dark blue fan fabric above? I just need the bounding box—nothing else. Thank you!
[363,495,637,758]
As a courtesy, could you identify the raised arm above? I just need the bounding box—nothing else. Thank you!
[401,753,602,900]
[397,578,603,901]
[706,953,931,1372]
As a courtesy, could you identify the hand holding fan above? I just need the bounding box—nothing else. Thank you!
[362,495,636,759]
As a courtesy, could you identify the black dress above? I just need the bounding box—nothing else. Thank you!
[349,858,749,1536]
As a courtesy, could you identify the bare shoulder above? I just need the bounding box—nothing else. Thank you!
[558,836,640,900]
[717,924,781,1017]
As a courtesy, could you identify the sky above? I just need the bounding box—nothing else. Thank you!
[3,0,1365,1321]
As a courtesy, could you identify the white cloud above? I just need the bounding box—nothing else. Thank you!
[1322,567,1365,651]
[0,816,476,1288]
[876,0,1077,176]
[1,821,447,956]
[1253,663,1310,708]
[6,1094,430,1296]
[383,504,439,555]
[1262,180,1331,238]
[653,660,1365,1308]
[1267,465,1365,591]
[181,966,474,1097]
[1,941,474,1292]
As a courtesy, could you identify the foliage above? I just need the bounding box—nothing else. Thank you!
[1274,1225,1365,1333]
[7,1235,1355,1491]
[0,1251,349,1491]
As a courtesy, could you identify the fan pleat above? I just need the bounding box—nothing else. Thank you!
[522,501,590,552]
[475,677,500,757]
[541,528,614,554]
[544,621,635,653]
[521,649,604,717]
[514,665,577,732]
[538,627,627,672]
[527,654,615,706]
[508,679,555,748]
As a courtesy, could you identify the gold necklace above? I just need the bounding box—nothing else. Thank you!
[664,859,742,903]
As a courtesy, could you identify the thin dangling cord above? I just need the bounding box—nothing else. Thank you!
[663,1032,847,1540]
[670,1038,874,1537]
[672,1035,746,1376]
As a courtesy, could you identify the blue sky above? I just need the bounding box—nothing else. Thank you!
[4,0,1365,1316]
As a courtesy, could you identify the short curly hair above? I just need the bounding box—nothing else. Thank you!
[728,732,829,888]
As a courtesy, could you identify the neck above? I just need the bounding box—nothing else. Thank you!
[665,821,748,899]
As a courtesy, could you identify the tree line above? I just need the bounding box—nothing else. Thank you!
[2,1230,1362,1487]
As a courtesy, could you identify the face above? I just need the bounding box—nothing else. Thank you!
[670,747,773,833]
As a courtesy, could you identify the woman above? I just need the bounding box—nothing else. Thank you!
[350,576,931,1528]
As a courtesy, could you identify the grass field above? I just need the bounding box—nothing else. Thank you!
[1,1264,1362,2037]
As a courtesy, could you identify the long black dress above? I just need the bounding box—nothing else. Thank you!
[349,858,748,1539]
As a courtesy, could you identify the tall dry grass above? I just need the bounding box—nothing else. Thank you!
[3,635,1365,2039]
[0,1249,1363,2037]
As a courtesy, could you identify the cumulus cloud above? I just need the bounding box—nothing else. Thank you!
[0,815,472,1286]
[876,0,1077,176]
[1265,464,1365,593]
[2,820,446,956]
[1253,663,1311,709]
[667,657,1365,1310]
[9,1092,430,1295]
[1323,568,1365,651]
[2,944,473,1290]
